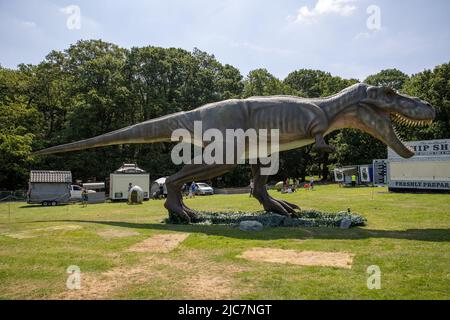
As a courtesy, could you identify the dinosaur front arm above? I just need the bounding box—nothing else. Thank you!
[315,133,336,153]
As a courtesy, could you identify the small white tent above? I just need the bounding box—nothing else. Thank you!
[150,177,168,199]
[128,185,144,204]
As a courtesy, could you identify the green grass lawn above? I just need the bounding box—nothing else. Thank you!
[0,185,449,300]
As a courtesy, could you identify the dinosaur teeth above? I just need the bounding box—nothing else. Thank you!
[391,113,433,128]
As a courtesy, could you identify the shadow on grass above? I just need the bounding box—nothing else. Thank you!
[22,219,450,242]
[18,204,72,209]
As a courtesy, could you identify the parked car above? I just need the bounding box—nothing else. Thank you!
[194,183,214,195]
[70,185,83,200]
[70,185,96,201]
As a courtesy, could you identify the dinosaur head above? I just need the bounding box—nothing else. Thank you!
[354,85,435,158]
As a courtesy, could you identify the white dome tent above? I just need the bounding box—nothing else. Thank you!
[128,185,144,204]
[151,177,168,199]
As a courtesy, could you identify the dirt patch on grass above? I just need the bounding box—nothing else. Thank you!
[97,229,140,239]
[51,234,191,300]
[54,262,158,300]
[238,248,354,269]
[162,250,246,299]
[184,273,233,299]
[128,233,190,253]
[2,225,82,239]
[67,263,161,299]
[52,248,248,300]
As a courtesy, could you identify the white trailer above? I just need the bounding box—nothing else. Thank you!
[109,164,150,200]
[27,171,72,206]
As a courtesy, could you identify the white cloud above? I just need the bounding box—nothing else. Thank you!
[20,21,36,28]
[292,0,358,23]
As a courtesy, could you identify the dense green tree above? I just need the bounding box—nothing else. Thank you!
[329,130,387,167]
[402,62,450,140]
[0,67,41,189]
[284,69,330,97]
[364,68,409,90]
[0,133,34,190]
[242,68,285,97]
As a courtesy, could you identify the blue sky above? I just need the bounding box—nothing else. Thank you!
[0,0,449,80]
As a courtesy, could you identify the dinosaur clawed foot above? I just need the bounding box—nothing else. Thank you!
[165,201,198,224]
[182,204,198,219]
[263,197,300,217]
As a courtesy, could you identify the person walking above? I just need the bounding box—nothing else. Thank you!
[249,179,254,197]
[310,176,315,190]
[189,182,196,198]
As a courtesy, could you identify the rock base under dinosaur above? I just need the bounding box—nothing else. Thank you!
[165,210,366,228]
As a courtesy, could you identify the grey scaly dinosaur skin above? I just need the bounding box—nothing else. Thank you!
[34,83,435,222]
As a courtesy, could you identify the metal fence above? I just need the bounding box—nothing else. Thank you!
[0,191,27,202]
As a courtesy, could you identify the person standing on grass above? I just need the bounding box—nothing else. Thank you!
[81,188,88,207]
[310,176,314,190]
[351,175,356,187]
[249,179,254,197]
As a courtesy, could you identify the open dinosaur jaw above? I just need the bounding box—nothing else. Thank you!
[390,112,433,155]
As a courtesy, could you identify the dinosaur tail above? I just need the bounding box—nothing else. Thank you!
[32,113,188,156]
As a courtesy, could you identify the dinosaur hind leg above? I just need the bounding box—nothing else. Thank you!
[164,163,237,223]
[251,164,300,216]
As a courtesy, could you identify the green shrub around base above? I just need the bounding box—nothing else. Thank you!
[166,209,366,228]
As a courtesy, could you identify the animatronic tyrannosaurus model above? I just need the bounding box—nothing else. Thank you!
[34,83,435,222]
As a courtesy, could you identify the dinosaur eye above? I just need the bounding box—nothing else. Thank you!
[384,87,396,96]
